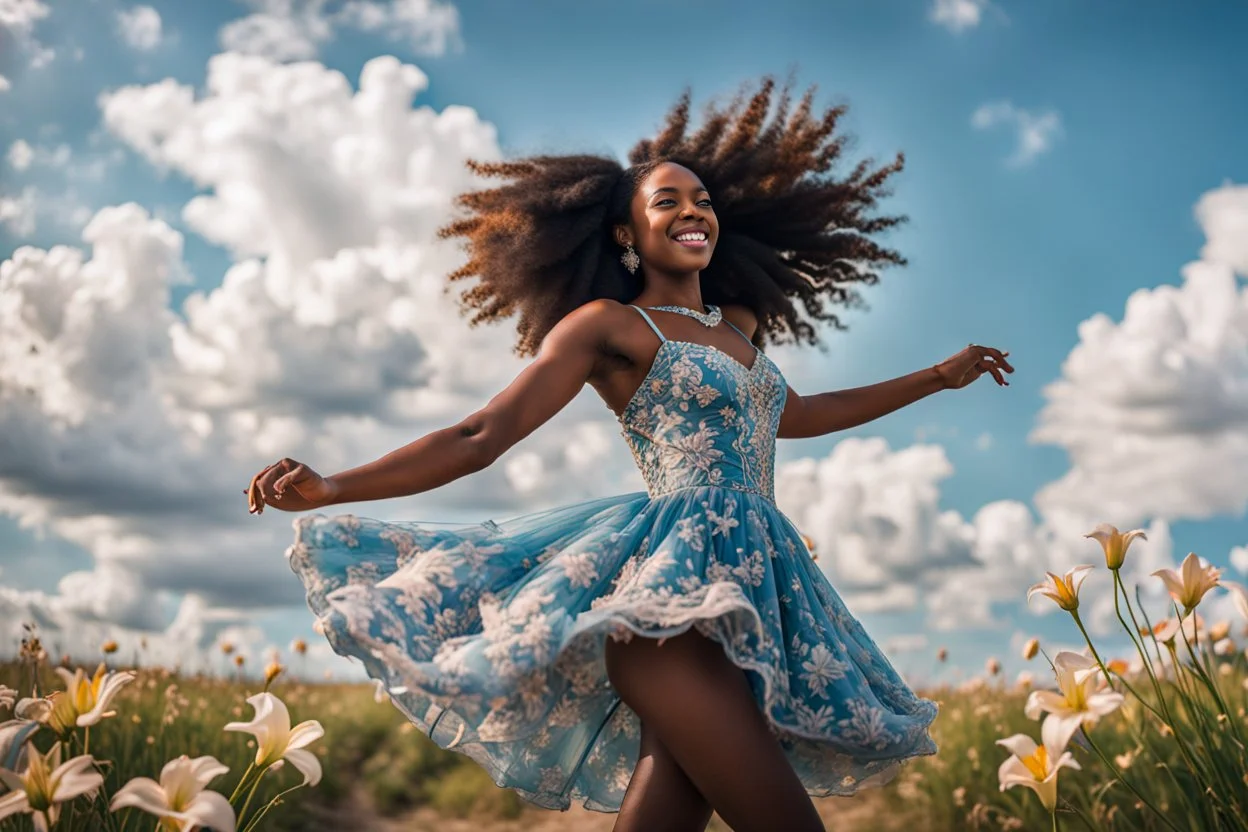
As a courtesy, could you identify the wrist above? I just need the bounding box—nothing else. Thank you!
[320,476,343,508]
[926,364,947,393]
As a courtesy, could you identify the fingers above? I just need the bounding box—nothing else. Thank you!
[258,459,294,505]
[248,458,295,515]
[246,462,278,515]
[980,345,1014,374]
[977,358,1007,386]
[274,464,308,498]
[969,344,1013,387]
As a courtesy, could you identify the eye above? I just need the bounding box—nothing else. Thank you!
[655,198,714,208]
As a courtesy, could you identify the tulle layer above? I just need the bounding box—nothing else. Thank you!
[287,486,938,812]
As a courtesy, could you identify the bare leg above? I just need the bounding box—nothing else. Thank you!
[605,628,824,832]
[613,720,714,832]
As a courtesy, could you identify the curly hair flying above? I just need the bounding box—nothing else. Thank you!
[438,76,907,357]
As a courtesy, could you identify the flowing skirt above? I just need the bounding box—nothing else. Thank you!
[286,485,938,812]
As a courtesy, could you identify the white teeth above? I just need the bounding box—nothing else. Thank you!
[674,232,707,242]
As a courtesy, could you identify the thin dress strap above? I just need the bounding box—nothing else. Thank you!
[721,318,758,352]
[628,305,667,344]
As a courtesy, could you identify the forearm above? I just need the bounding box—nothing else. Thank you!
[795,366,945,437]
[321,423,493,506]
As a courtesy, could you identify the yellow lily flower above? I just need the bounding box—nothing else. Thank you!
[1152,552,1221,614]
[1024,652,1124,750]
[1152,612,1205,647]
[49,663,135,733]
[997,717,1081,814]
[1084,523,1147,570]
[1027,565,1095,612]
[0,742,103,832]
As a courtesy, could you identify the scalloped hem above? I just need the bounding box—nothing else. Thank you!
[315,580,939,813]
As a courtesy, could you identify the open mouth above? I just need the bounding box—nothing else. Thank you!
[671,230,709,248]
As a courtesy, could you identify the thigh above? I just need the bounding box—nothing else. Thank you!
[613,719,713,832]
[605,628,824,832]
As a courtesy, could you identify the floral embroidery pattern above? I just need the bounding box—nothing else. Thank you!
[286,335,938,814]
[620,344,784,503]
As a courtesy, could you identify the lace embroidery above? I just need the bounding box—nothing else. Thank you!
[619,341,785,502]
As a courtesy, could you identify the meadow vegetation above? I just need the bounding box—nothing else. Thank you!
[2,522,1246,831]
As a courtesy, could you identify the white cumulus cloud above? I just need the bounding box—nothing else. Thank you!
[0,186,37,235]
[972,100,1063,167]
[1031,182,1248,528]
[0,52,628,669]
[220,0,460,62]
[0,0,49,35]
[929,0,991,32]
[0,0,51,79]
[7,139,33,170]
[116,5,163,51]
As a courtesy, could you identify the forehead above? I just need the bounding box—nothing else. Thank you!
[641,162,707,196]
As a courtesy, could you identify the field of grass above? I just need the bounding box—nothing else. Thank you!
[3,527,1247,831]
[3,648,1244,831]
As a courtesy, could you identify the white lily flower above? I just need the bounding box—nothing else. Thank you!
[0,686,16,711]
[48,663,135,733]
[224,692,323,786]
[1084,523,1147,570]
[1024,651,1124,750]
[0,742,104,832]
[1027,565,1095,612]
[0,719,41,773]
[1152,552,1221,614]
[997,716,1082,813]
[1151,612,1206,648]
[1218,580,1248,622]
[110,754,236,832]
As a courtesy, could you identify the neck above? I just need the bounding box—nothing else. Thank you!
[632,272,706,311]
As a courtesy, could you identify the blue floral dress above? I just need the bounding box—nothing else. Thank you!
[286,305,938,812]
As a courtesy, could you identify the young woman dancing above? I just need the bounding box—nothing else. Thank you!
[246,77,1012,832]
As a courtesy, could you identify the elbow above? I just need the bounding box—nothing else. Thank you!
[456,413,508,470]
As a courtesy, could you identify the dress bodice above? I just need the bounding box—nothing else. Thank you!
[616,305,788,503]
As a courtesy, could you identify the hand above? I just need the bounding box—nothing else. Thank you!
[933,343,1013,390]
[245,458,337,515]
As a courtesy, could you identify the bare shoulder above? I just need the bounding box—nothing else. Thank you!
[540,298,635,355]
[720,304,760,339]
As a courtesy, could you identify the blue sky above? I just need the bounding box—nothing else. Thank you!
[1,0,1246,685]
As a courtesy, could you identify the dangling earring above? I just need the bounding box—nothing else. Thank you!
[620,243,640,274]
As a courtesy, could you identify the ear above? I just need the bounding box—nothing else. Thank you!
[613,224,632,248]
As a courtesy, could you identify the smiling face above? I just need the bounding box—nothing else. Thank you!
[615,161,718,278]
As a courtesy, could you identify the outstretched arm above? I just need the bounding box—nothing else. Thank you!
[313,301,612,507]
[776,344,1013,439]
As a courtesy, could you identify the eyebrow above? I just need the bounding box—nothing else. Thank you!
[649,186,709,199]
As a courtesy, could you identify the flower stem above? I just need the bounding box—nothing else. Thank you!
[227,762,257,804]
[1081,727,1182,832]
[1177,612,1245,747]
[237,766,268,828]
[240,784,307,832]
